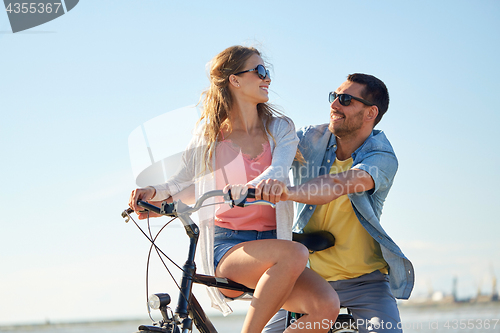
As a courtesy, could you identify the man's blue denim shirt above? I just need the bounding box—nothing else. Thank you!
[291,124,414,299]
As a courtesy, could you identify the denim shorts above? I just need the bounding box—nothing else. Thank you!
[213,225,277,269]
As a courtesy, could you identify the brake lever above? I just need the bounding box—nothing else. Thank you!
[240,200,276,208]
[223,189,234,207]
[121,207,149,222]
[226,189,275,208]
[121,208,134,222]
[225,189,246,208]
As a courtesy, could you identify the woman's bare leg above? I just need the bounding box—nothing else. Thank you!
[281,268,340,332]
[216,239,309,333]
[216,239,338,333]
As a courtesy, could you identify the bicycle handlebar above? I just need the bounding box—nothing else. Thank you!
[122,188,275,221]
[121,187,279,327]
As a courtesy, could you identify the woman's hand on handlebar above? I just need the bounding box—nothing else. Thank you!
[129,187,163,219]
[223,180,290,204]
[254,179,289,203]
[223,184,249,204]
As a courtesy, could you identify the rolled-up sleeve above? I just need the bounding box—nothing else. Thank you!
[353,150,398,194]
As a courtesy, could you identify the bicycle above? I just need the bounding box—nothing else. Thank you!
[122,189,357,333]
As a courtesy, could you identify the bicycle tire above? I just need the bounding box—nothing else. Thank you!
[189,295,217,333]
[329,314,358,333]
[330,327,357,333]
[134,324,180,333]
[134,331,179,333]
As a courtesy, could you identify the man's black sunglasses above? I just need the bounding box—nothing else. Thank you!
[329,92,374,107]
[234,64,270,80]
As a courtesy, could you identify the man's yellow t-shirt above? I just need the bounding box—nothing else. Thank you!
[304,157,388,281]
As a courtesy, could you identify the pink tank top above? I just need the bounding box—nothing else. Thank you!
[214,139,276,231]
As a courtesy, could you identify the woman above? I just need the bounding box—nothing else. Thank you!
[129,45,339,333]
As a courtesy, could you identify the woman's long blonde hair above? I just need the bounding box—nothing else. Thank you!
[198,45,282,171]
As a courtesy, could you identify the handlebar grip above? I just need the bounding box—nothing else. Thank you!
[227,188,256,202]
[231,188,258,208]
[137,200,161,214]
[246,188,256,199]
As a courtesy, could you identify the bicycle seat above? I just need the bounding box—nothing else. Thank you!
[292,231,335,252]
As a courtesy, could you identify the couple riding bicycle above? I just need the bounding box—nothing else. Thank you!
[128,45,414,333]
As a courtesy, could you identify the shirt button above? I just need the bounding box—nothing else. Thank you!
[333,145,337,148]
[309,206,313,210]
[327,159,330,163]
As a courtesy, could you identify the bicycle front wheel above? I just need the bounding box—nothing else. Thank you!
[330,314,357,333]
[134,324,180,333]
[189,295,217,333]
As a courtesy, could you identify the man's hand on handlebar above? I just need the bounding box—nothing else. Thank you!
[223,180,290,204]
[254,179,290,203]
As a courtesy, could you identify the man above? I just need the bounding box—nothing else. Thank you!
[259,73,414,333]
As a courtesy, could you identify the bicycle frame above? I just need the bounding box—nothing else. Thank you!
[123,189,346,333]
[167,209,254,333]
[125,190,264,333]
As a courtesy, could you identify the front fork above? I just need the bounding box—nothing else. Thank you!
[175,220,200,319]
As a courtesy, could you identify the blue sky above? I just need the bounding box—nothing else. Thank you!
[1,0,499,325]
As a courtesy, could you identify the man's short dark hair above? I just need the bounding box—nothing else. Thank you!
[347,73,389,126]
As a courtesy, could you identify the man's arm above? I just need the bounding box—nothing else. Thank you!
[288,169,374,205]
[254,169,374,205]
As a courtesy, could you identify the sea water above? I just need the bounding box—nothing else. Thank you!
[1,303,499,333]
[397,303,500,333]
[0,316,245,333]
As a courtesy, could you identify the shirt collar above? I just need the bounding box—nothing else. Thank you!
[327,132,337,151]
[352,130,377,159]
[327,129,378,159]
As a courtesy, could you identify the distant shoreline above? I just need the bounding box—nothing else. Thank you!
[0,317,149,330]
[399,299,500,310]
[0,313,246,330]
[2,303,499,330]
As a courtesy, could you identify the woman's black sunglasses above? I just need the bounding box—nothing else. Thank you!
[329,92,374,107]
[234,64,270,80]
